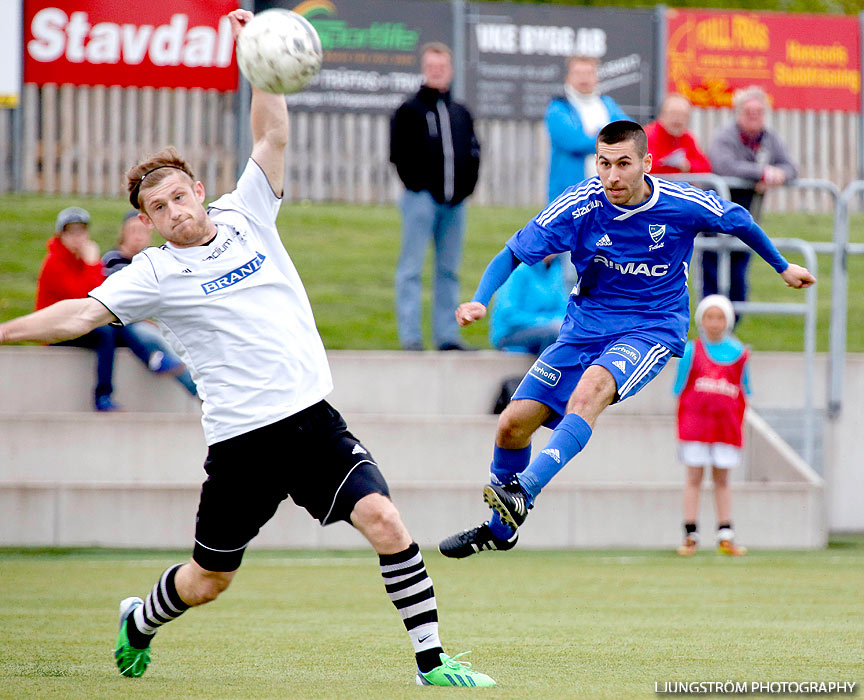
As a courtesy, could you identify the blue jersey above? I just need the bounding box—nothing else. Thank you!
[505,174,787,356]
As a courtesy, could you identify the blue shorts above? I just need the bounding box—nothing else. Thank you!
[511,334,673,427]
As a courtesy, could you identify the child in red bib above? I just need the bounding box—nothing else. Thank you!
[673,295,749,556]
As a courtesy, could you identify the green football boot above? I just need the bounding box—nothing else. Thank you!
[416,652,496,687]
[114,597,151,678]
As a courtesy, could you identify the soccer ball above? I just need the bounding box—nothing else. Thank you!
[236,9,323,95]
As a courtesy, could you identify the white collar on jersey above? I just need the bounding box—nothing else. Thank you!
[608,173,660,221]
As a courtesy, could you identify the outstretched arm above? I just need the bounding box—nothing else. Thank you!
[455,247,521,327]
[0,298,117,345]
[229,9,290,196]
[734,220,815,289]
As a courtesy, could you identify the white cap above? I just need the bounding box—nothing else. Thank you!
[695,294,735,331]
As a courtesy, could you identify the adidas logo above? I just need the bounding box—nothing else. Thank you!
[181,268,192,274]
[351,444,368,455]
[595,234,612,247]
[612,360,627,373]
[541,448,561,464]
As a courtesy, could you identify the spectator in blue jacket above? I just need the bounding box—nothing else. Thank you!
[490,254,569,355]
[545,55,629,202]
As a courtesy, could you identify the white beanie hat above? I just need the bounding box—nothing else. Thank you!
[695,294,735,331]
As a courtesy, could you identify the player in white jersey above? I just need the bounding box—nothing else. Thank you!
[0,9,494,689]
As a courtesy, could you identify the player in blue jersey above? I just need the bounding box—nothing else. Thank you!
[438,120,815,558]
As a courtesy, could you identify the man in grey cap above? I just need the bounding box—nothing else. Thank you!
[35,206,195,410]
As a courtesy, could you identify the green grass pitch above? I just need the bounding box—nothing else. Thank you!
[1,195,863,353]
[1,540,862,699]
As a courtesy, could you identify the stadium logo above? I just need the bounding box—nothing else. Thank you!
[608,344,642,365]
[649,224,666,242]
[201,252,266,295]
[293,1,419,51]
[27,9,234,68]
[529,360,561,387]
[572,199,602,220]
[593,254,669,277]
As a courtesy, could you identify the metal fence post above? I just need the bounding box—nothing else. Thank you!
[653,4,667,119]
[235,0,254,183]
[829,183,855,417]
[451,0,467,103]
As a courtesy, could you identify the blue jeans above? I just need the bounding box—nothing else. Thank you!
[56,326,117,400]
[124,322,197,396]
[55,323,197,402]
[395,189,466,348]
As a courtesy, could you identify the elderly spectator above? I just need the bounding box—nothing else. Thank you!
[704,87,798,304]
[545,55,629,202]
[390,42,480,351]
[645,94,712,175]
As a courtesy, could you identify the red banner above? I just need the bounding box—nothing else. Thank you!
[24,0,239,90]
[667,9,861,112]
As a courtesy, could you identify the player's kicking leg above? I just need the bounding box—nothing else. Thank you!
[439,399,548,558]
[483,345,670,534]
[441,337,672,558]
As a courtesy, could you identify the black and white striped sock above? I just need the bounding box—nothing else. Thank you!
[379,543,443,672]
[129,563,190,646]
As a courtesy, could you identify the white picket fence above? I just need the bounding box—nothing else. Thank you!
[690,107,859,214]
[16,84,238,200]
[5,84,860,213]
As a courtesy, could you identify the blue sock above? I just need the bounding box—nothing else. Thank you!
[488,445,531,540]
[517,414,592,501]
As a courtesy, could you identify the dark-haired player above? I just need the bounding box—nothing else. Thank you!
[439,120,814,558]
[0,8,494,688]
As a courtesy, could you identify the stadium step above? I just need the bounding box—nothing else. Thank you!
[0,347,825,549]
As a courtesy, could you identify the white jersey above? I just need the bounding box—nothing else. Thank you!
[90,159,333,445]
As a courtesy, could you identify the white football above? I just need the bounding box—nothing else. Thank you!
[236,9,323,95]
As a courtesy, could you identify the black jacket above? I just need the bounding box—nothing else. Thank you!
[389,86,480,206]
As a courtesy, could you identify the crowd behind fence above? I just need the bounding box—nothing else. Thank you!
[3,85,860,215]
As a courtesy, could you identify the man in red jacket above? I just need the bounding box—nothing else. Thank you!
[36,207,192,411]
[36,207,123,410]
[36,207,105,310]
[645,94,712,175]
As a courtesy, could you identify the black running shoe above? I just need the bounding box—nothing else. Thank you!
[438,522,518,559]
[483,481,529,529]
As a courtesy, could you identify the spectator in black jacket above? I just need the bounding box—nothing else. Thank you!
[390,42,480,351]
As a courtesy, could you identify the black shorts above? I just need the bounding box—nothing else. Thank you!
[192,400,390,572]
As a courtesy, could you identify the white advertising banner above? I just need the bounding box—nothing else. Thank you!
[1,0,22,107]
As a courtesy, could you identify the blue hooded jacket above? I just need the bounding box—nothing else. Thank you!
[545,94,629,202]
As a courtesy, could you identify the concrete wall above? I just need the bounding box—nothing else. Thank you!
[0,347,839,549]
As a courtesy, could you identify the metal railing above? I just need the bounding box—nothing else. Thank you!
[664,173,862,421]
[693,236,819,467]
